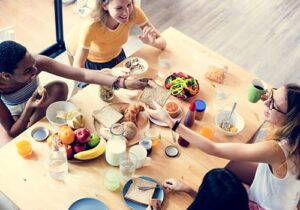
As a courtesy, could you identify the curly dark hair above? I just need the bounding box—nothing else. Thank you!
[0,41,27,74]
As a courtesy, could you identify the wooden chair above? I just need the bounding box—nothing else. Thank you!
[65,24,82,96]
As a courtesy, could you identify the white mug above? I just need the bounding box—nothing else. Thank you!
[129,145,151,169]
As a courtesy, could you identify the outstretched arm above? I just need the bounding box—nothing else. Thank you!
[35,55,148,90]
[145,101,285,165]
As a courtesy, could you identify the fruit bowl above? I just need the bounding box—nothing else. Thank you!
[165,72,199,99]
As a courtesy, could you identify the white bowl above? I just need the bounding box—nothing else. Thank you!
[46,101,77,127]
[123,57,148,75]
[215,111,245,136]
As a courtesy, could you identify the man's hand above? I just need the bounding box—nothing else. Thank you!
[26,88,48,109]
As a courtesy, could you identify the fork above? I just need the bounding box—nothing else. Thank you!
[138,185,161,191]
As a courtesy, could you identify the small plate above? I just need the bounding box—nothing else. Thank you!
[149,107,183,127]
[122,176,164,210]
[123,57,148,75]
[31,127,49,141]
[165,145,179,157]
[69,198,108,210]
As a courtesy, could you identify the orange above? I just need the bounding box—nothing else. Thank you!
[199,127,214,140]
[58,126,75,145]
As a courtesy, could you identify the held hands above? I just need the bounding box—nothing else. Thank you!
[139,26,159,45]
[26,88,48,109]
[144,101,172,127]
[146,199,162,210]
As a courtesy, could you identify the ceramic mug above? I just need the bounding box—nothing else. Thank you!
[248,79,267,103]
[129,145,151,169]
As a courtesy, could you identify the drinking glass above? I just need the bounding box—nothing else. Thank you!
[213,86,231,113]
[119,152,137,181]
[104,169,121,191]
[144,128,161,147]
[15,139,32,158]
[155,51,172,86]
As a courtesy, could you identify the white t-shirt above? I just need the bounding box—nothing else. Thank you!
[248,140,300,210]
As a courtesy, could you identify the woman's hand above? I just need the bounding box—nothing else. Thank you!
[25,89,48,109]
[162,179,191,192]
[144,101,173,127]
[139,26,159,45]
[125,78,149,90]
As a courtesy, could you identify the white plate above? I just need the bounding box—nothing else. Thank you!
[149,107,183,127]
[123,57,148,75]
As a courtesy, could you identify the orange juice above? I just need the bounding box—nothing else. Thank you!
[144,128,161,147]
[16,139,32,157]
[199,127,214,140]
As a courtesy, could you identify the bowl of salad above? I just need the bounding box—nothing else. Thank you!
[165,72,199,99]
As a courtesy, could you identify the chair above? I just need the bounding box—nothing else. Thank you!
[0,26,15,42]
[65,24,82,96]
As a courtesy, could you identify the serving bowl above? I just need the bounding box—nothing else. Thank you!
[215,110,245,136]
[46,101,77,127]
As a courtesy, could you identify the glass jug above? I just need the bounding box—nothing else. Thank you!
[105,123,126,166]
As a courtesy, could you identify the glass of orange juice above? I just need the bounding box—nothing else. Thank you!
[15,139,32,157]
[199,127,214,140]
[144,128,161,147]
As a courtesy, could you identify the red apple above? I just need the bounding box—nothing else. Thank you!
[65,145,74,160]
[73,143,86,154]
[75,128,91,144]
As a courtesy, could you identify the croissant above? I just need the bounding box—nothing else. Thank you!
[123,104,144,125]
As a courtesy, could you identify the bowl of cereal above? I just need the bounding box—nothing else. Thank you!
[215,110,245,136]
[123,57,148,76]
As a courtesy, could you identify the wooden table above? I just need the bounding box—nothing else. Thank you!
[0,27,265,210]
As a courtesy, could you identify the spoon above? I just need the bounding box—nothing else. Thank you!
[222,102,237,130]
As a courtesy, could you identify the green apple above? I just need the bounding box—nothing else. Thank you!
[87,133,100,148]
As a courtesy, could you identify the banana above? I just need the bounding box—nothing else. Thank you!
[74,138,106,160]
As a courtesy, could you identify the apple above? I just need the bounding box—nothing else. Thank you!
[87,133,100,148]
[73,143,86,154]
[75,128,91,144]
[65,145,74,159]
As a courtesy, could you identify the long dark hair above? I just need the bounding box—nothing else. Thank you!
[187,168,249,210]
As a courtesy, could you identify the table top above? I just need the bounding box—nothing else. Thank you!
[0,27,265,210]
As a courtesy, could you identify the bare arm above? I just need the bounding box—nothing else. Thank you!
[73,47,89,68]
[139,22,167,50]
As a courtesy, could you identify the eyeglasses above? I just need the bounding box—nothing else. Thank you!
[266,88,287,115]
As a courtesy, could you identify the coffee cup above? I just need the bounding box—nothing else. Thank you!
[248,79,267,103]
[129,145,151,169]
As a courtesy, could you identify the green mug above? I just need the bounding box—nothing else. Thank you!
[248,79,267,103]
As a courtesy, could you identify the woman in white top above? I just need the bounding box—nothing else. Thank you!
[145,84,300,210]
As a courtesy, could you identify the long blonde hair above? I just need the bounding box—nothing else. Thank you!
[267,83,300,179]
[91,0,136,25]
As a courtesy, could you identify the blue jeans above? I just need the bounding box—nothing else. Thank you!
[77,49,126,88]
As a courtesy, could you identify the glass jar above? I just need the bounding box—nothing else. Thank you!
[99,85,114,102]
[195,100,206,120]
[48,137,68,181]
[105,123,127,166]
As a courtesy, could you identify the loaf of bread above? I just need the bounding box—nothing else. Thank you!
[125,178,157,205]
[205,65,227,84]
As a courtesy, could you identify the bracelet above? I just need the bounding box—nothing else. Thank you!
[122,78,127,89]
[112,76,122,90]
[171,120,180,132]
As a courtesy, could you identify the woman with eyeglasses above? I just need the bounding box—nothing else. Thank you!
[145,84,300,210]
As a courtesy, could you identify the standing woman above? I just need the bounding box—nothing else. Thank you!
[73,0,167,87]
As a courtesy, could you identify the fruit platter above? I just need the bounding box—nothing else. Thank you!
[47,126,106,162]
[165,72,199,99]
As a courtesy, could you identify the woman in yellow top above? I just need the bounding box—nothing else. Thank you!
[73,0,167,88]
